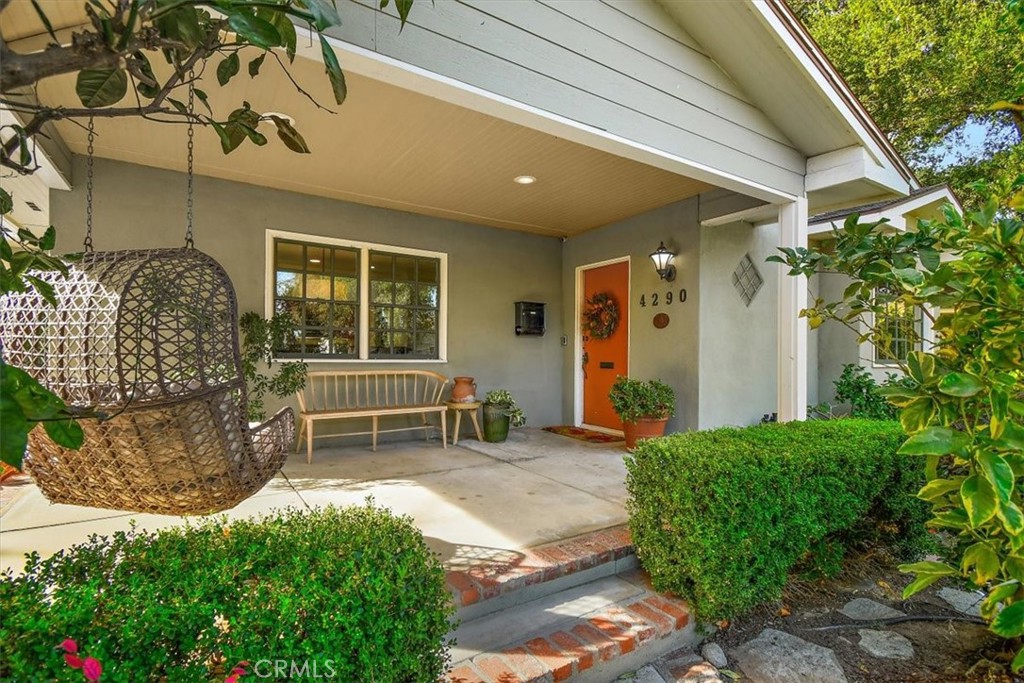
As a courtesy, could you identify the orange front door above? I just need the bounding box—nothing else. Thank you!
[582,260,629,430]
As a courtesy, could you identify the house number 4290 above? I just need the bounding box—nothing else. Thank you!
[639,289,687,307]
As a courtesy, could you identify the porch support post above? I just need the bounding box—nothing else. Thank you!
[777,197,809,422]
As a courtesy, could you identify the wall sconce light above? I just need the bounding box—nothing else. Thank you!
[649,241,676,282]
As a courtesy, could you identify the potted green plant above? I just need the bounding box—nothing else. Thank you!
[482,389,527,443]
[608,375,675,449]
[239,312,308,423]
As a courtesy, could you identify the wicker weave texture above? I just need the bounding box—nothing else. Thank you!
[0,248,293,515]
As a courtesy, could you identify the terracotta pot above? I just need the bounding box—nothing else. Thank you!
[451,376,477,403]
[622,417,669,450]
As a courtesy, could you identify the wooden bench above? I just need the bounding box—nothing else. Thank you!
[295,370,448,462]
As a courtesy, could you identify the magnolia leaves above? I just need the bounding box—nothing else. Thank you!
[76,69,129,108]
[210,103,310,155]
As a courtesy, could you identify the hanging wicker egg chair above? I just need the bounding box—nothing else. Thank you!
[0,247,294,515]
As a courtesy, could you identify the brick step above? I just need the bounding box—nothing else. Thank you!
[446,526,637,622]
[446,569,699,683]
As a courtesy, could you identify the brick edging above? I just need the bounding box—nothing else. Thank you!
[447,591,692,683]
[445,526,634,608]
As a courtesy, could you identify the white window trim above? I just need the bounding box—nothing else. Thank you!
[859,303,936,370]
[265,229,448,363]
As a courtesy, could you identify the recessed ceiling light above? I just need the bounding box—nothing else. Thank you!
[309,258,321,264]
[513,175,536,185]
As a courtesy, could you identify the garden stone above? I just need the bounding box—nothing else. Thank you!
[619,664,671,683]
[701,642,728,668]
[857,629,915,660]
[839,598,903,621]
[672,662,722,683]
[732,629,848,683]
[938,587,983,617]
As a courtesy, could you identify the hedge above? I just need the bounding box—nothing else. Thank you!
[0,504,454,682]
[625,419,930,621]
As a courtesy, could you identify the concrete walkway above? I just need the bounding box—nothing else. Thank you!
[0,429,629,574]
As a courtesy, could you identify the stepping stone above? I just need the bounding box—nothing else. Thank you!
[702,642,728,668]
[732,629,848,683]
[857,629,915,660]
[839,598,903,621]
[937,587,983,617]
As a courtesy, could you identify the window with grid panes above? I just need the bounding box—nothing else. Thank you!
[273,240,359,358]
[873,287,921,364]
[368,251,440,358]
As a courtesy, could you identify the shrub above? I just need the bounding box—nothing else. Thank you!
[832,364,915,420]
[625,419,930,621]
[0,504,454,682]
[608,376,676,422]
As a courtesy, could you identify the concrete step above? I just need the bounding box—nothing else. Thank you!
[446,569,699,683]
[447,525,637,622]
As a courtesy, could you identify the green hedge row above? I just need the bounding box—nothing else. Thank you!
[0,504,454,682]
[625,419,930,621]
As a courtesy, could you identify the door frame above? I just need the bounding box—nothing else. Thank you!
[574,256,631,432]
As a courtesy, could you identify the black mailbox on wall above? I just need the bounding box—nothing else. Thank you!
[515,301,545,336]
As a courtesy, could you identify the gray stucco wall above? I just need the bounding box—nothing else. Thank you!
[50,156,564,428]
[816,271,861,405]
[561,198,701,432]
[697,221,780,428]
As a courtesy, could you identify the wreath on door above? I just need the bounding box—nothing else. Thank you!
[582,292,620,340]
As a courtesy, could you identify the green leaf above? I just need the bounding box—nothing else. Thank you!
[76,69,128,108]
[0,187,13,214]
[981,581,1020,620]
[133,52,160,99]
[900,398,934,434]
[996,421,1024,450]
[918,247,941,272]
[320,34,347,105]
[1008,557,1024,583]
[977,450,1014,501]
[299,0,341,30]
[1013,647,1024,675]
[39,225,56,251]
[898,426,966,455]
[0,393,29,470]
[268,10,297,62]
[991,601,1024,638]
[962,474,998,527]
[193,88,212,115]
[937,372,985,397]
[248,54,267,78]
[898,560,959,576]
[43,416,84,449]
[23,276,56,308]
[393,0,415,26]
[917,477,961,501]
[899,572,947,599]
[217,53,241,86]
[228,12,282,50]
[269,116,310,153]
[892,267,924,285]
[906,351,936,384]
[997,500,1024,536]
[962,542,1000,584]
[29,0,58,42]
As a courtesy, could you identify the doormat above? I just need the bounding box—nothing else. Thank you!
[543,425,624,444]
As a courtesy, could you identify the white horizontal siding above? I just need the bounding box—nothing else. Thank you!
[329,0,806,195]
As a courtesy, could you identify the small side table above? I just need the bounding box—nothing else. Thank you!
[445,401,483,445]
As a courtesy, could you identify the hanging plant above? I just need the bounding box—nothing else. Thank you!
[582,292,620,340]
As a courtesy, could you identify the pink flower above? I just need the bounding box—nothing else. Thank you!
[64,654,83,669]
[82,657,102,682]
[60,639,79,655]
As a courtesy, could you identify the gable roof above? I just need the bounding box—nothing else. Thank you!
[809,184,959,225]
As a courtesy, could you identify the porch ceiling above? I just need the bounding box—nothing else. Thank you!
[2,5,713,238]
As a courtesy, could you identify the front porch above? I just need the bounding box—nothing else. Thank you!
[0,430,629,575]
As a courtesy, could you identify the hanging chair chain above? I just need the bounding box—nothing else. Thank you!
[184,71,196,250]
[84,117,95,253]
